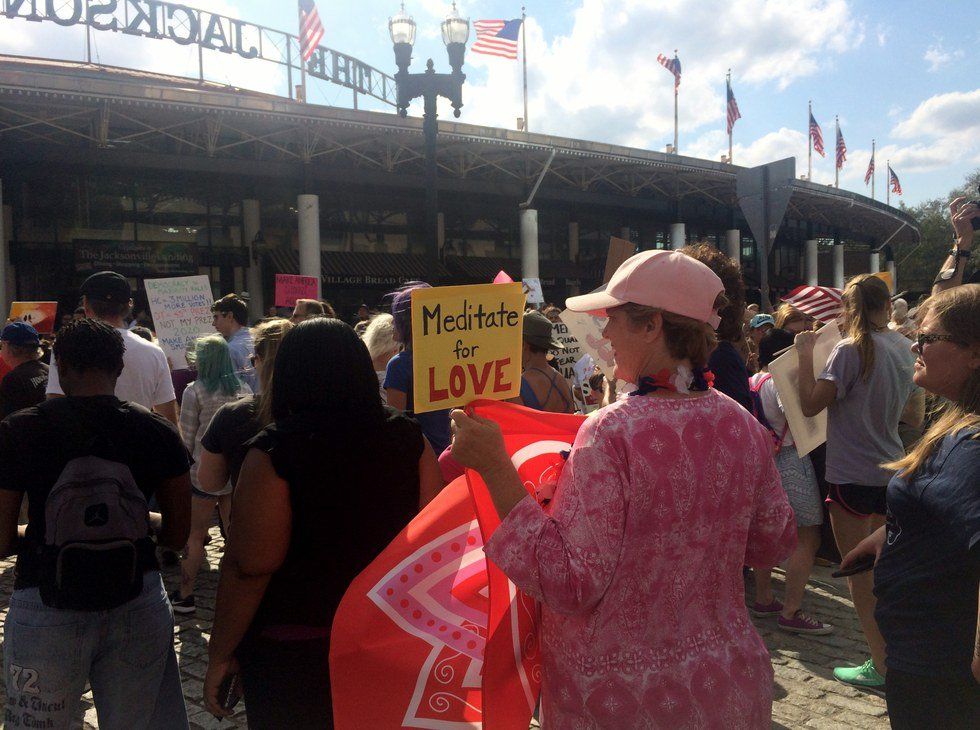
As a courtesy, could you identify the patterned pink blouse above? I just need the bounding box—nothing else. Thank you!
[485,390,796,728]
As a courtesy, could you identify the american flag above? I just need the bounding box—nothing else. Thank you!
[888,165,902,196]
[864,155,874,185]
[472,19,522,60]
[726,78,741,134]
[835,123,846,170]
[299,0,324,62]
[809,112,825,157]
[781,285,843,323]
[657,53,681,89]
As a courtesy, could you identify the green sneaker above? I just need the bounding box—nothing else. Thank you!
[833,658,885,688]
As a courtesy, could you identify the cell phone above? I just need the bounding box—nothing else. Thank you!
[217,673,243,712]
[831,553,876,578]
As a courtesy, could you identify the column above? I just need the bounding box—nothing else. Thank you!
[886,258,897,294]
[773,247,782,277]
[437,212,446,255]
[0,181,10,311]
[833,236,845,289]
[725,229,740,263]
[520,208,539,280]
[805,239,819,285]
[568,221,579,262]
[243,199,263,320]
[297,194,321,299]
[670,222,685,250]
[869,249,880,274]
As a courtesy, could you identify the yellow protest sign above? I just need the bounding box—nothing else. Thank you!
[873,270,894,294]
[411,283,524,413]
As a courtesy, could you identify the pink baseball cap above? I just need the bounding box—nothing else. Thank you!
[565,250,724,328]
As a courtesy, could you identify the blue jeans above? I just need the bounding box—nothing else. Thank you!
[3,571,188,730]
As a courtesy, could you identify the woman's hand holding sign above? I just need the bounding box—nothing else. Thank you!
[450,409,527,519]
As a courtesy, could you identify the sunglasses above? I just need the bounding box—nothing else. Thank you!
[915,333,960,350]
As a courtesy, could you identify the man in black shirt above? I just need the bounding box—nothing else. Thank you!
[0,321,48,419]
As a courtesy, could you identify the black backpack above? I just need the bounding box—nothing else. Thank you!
[37,400,153,611]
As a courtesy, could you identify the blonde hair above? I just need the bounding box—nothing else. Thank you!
[252,318,293,426]
[841,274,891,381]
[774,303,804,329]
[885,285,980,478]
[362,313,399,366]
[619,295,726,371]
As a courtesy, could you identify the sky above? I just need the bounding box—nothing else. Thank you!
[1,0,978,206]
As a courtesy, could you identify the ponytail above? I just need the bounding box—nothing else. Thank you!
[841,274,890,381]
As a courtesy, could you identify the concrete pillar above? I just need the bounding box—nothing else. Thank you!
[242,199,263,320]
[520,208,539,280]
[670,222,686,250]
[887,259,897,294]
[805,239,819,285]
[725,229,740,263]
[0,182,11,311]
[297,194,321,299]
[437,212,445,255]
[833,240,845,289]
[869,250,880,274]
[773,247,782,277]
[568,221,579,262]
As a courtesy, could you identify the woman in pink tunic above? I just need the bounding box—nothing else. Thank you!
[451,250,796,728]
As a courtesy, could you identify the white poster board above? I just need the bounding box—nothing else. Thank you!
[768,322,843,457]
[552,321,584,382]
[522,278,544,305]
[558,309,616,379]
[145,275,216,370]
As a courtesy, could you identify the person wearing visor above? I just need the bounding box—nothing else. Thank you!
[512,311,574,414]
[450,250,795,728]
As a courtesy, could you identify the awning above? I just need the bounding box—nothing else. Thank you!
[266,249,450,287]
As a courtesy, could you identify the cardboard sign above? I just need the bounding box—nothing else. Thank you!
[8,302,58,334]
[558,309,615,379]
[551,321,584,381]
[411,283,524,413]
[275,273,320,308]
[522,277,544,305]
[144,275,216,370]
[604,237,635,284]
[873,270,894,294]
[768,322,843,457]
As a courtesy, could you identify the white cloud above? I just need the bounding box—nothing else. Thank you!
[875,24,888,46]
[892,89,980,140]
[923,42,963,72]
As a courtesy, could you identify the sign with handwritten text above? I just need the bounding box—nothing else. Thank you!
[275,273,320,307]
[411,283,524,413]
[558,309,615,379]
[145,275,216,370]
[551,321,584,382]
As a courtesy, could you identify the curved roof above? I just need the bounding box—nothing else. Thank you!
[0,55,918,246]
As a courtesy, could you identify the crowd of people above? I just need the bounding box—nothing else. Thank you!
[0,197,975,729]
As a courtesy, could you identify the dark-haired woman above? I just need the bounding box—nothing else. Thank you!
[203,319,442,728]
[796,274,925,687]
[840,284,980,728]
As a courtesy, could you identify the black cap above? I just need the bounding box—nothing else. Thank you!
[80,271,131,303]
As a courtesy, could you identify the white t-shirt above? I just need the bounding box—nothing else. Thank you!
[751,372,795,449]
[47,327,177,409]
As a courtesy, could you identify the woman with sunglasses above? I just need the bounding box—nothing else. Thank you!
[795,274,925,688]
[840,284,980,728]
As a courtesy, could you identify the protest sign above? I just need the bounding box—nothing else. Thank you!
[873,270,894,294]
[604,237,635,284]
[551,321,583,381]
[768,322,843,457]
[274,273,319,307]
[411,283,524,413]
[558,309,615,379]
[521,277,544,305]
[144,275,215,370]
[8,302,58,334]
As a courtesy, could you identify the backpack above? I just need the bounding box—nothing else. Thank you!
[37,401,152,611]
[748,373,789,453]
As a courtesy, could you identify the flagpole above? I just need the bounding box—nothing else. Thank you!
[886,159,890,206]
[673,49,679,154]
[727,69,733,164]
[297,1,306,102]
[871,139,876,201]
[521,6,529,134]
[834,116,840,189]
[807,100,812,181]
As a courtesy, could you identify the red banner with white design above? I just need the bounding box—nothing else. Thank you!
[330,401,584,729]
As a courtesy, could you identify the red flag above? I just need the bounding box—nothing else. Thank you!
[331,401,585,729]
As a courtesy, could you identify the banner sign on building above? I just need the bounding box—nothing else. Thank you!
[274,274,319,307]
[144,275,215,370]
[411,283,524,414]
[74,241,198,277]
[8,301,57,334]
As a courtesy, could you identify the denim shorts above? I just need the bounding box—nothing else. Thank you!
[3,571,188,730]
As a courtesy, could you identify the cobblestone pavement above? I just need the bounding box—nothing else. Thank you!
[0,527,889,729]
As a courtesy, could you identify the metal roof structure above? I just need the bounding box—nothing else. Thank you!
[0,55,918,246]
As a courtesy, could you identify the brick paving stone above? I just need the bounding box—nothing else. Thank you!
[0,527,894,728]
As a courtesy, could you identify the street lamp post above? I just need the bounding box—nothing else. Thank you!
[389,3,468,261]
